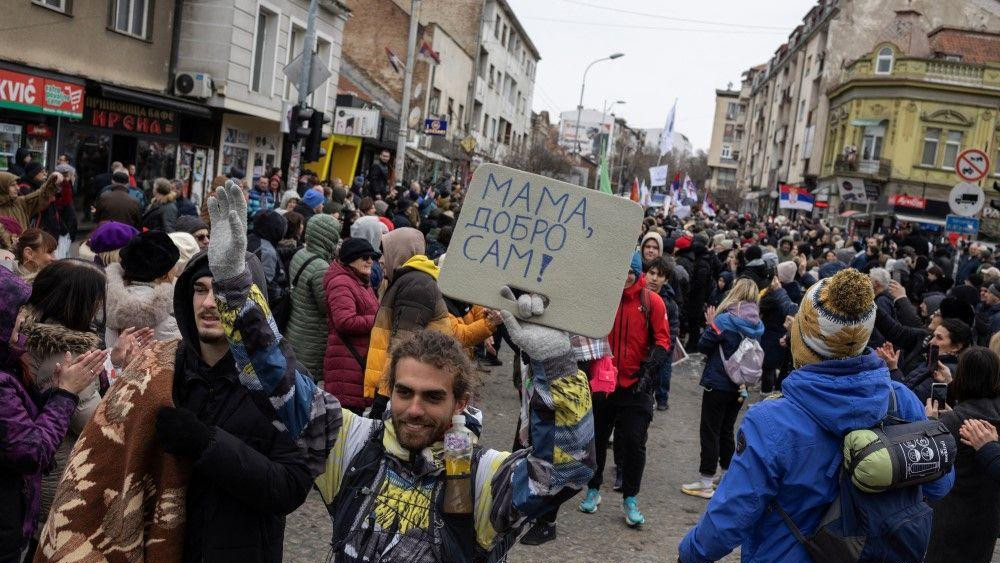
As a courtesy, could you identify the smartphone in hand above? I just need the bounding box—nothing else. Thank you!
[927,344,939,368]
[931,382,948,409]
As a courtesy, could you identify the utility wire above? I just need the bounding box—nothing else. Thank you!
[522,16,789,34]
[554,0,792,31]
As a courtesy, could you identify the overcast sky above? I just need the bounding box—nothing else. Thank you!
[506,0,818,151]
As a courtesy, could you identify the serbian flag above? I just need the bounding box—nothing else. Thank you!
[778,184,814,211]
[670,173,681,201]
[703,189,717,217]
[630,177,640,202]
[385,47,404,73]
[417,41,441,65]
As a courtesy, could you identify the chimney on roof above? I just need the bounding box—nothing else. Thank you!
[878,9,931,57]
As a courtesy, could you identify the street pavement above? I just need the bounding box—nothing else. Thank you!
[284,352,741,562]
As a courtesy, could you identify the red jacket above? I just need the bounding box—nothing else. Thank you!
[609,275,671,388]
[322,261,379,408]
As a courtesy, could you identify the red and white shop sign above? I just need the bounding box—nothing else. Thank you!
[889,194,927,210]
[0,68,85,119]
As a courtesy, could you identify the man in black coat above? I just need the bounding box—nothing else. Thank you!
[685,235,719,350]
[366,149,391,200]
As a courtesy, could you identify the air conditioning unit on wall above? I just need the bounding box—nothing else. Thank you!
[174,71,213,98]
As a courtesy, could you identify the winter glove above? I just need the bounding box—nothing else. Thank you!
[498,287,569,361]
[206,179,248,282]
[632,345,669,395]
[156,406,212,458]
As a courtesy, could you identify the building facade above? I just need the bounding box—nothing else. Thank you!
[175,0,348,188]
[705,88,742,192]
[0,0,219,203]
[821,25,1000,235]
[733,0,1000,216]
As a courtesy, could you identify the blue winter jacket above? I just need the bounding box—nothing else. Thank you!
[698,302,765,393]
[678,351,955,563]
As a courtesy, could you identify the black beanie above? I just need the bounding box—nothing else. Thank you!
[120,231,180,282]
[938,296,974,328]
[339,237,380,264]
[744,245,763,262]
[253,210,287,245]
[23,161,44,180]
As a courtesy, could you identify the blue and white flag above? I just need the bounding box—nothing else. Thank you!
[682,174,698,204]
[658,100,677,157]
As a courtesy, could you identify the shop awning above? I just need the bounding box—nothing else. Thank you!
[840,210,866,218]
[97,84,212,118]
[411,147,450,164]
[894,213,946,227]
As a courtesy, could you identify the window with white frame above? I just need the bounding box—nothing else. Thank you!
[942,130,963,169]
[33,0,70,14]
[920,127,940,166]
[875,47,893,74]
[250,7,278,95]
[111,0,150,39]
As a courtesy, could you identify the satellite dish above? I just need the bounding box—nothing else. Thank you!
[412,82,423,99]
[408,107,422,127]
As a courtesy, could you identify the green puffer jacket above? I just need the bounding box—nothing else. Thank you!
[286,214,341,380]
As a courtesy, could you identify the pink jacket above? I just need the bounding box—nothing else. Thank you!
[322,261,378,408]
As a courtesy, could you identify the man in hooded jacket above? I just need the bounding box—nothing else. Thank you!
[39,182,340,562]
[678,268,954,563]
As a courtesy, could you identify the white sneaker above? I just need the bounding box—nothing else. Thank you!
[681,480,715,499]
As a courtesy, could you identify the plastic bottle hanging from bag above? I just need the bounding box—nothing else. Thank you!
[443,414,474,514]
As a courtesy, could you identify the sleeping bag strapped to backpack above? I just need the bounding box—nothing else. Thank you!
[773,386,956,563]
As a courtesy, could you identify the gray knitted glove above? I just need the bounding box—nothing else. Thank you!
[499,287,569,361]
[207,180,248,281]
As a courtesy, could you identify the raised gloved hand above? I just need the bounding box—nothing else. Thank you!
[156,406,212,458]
[206,179,248,281]
[499,287,569,361]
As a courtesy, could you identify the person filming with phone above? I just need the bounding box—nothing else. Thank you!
[879,317,973,403]
[922,347,1000,563]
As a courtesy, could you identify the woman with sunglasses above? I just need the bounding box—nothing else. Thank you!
[322,237,380,414]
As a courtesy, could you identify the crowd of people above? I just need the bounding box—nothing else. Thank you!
[1,145,999,563]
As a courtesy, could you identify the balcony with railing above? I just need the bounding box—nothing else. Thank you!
[834,154,891,179]
[839,55,998,91]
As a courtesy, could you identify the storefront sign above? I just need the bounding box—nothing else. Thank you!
[333,107,379,138]
[424,118,448,136]
[0,68,84,118]
[83,96,176,137]
[889,194,926,209]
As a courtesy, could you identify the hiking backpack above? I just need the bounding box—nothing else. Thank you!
[772,387,956,563]
[719,336,764,386]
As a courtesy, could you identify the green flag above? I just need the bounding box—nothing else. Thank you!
[598,143,612,194]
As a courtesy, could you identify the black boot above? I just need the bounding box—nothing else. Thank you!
[520,521,557,545]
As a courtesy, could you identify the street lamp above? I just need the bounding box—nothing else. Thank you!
[601,99,625,160]
[573,53,625,156]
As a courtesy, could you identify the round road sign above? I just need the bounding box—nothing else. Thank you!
[956,148,990,182]
[949,182,985,217]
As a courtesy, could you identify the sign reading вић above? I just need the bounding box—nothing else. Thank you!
[439,164,643,338]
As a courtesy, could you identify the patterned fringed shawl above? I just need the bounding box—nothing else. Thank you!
[34,340,190,562]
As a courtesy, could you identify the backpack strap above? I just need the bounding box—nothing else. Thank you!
[639,288,654,347]
[770,501,813,547]
[292,254,322,289]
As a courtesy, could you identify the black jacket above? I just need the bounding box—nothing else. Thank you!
[926,397,1000,563]
[366,161,389,199]
[172,253,312,563]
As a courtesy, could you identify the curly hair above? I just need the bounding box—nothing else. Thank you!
[387,330,478,399]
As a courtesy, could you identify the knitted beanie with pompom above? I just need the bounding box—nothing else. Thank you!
[790,268,876,369]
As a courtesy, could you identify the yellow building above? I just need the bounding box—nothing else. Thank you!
[819,27,1000,237]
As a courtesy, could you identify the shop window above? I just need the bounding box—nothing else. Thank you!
[110,0,151,40]
[136,140,177,189]
[920,127,940,166]
[0,123,24,171]
[33,0,71,14]
[875,47,893,74]
[942,130,962,170]
[221,127,250,177]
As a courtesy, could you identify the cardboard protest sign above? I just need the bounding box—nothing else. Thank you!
[439,164,643,338]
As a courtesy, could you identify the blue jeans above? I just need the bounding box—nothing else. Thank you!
[655,353,673,404]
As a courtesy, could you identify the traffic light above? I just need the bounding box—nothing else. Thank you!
[303,110,331,163]
[289,104,314,144]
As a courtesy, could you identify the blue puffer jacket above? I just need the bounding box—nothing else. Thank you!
[698,302,764,392]
[679,351,955,563]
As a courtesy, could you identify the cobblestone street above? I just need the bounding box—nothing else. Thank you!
[284,353,741,562]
